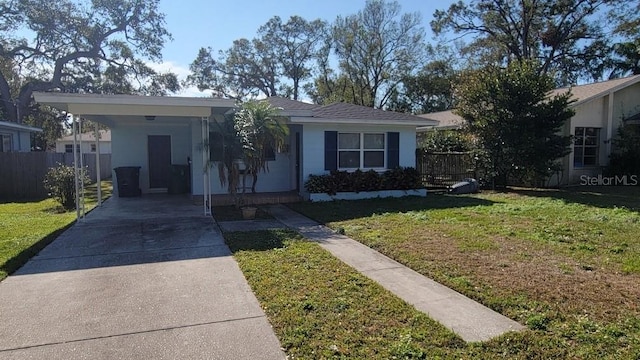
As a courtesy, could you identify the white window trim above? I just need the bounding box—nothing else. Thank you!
[573,127,600,168]
[0,133,12,152]
[65,144,80,153]
[337,132,386,170]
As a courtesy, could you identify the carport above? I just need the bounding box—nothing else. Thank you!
[34,93,236,217]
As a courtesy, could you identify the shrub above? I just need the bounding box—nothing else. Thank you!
[605,123,640,179]
[381,167,422,190]
[43,164,90,210]
[304,167,423,195]
[417,128,474,152]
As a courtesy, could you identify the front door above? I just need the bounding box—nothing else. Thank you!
[148,135,171,189]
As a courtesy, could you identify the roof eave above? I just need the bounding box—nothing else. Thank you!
[565,75,640,107]
[34,92,236,108]
[0,120,43,133]
[33,92,237,118]
[417,124,462,132]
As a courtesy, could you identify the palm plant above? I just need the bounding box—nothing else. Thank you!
[211,113,244,196]
[234,100,289,193]
[211,100,288,207]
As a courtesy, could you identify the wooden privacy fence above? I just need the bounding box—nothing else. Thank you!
[416,150,476,187]
[0,152,111,200]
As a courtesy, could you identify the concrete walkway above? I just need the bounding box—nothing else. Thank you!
[0,196,285,360]
[266,204,525,342]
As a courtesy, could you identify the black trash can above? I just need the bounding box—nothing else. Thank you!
[114,166,141,197]
[168,164,190,194]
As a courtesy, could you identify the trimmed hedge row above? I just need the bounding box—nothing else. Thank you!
[304,167,423,195]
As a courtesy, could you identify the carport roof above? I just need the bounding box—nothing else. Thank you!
[33,92,236,125]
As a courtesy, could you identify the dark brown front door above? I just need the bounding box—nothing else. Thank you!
[148,135,171,189]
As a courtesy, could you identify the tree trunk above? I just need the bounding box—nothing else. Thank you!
[0,73,17,123]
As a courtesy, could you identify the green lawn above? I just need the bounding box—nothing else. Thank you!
[284,186,640,358]
[225,230,469,359]
[0,181,112,280]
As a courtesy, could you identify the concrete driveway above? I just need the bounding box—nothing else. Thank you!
[0,196,285,359]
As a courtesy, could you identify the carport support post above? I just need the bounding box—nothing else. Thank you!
[95,122,102,206]
[78,117,85,219]
[72,115,80,221]
[202,117,212,216]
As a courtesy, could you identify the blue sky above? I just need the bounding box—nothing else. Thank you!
[155,0,456,96]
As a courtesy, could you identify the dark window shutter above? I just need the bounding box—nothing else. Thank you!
[387,132,399,169]
[324,131,338,171]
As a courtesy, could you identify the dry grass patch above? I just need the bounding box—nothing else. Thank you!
[290,187,640,358]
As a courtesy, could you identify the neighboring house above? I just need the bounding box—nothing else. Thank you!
[0,120,42,152]
[417,110,465,130]
[33,93,437,200]
[418,75,640,185]
[55,130,112,154]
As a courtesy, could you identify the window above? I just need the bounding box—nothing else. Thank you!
[90,144,96,152]
[574,127,600,167]
[64,144,80,153]
[338,133,385,169]
[0,134,11,152]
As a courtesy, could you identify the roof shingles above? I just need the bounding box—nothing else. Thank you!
[266,97,319,110]
[551,74,640,104]
[312,102,431,122]
[265,97,436,125]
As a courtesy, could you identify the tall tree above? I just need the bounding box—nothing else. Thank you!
[188,16,327,100]
[455,61,574,187]
[329,0,426,108]
[306,73,375,106]
[0,57,64,150]
[607,41,640,78]
[431,0,629,85]
[23,107,66,151]
[188,39,279,100]
[387,59,457,114]
[604,5,640,78]
[258,16,328,100]
[0,0,177,124]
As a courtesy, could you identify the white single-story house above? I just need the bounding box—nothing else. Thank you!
[33,93,437,211]
[55,130,112,154]
[418,75,640,185]
[0,120,43,152]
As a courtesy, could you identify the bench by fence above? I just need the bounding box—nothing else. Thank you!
[416,150,475,188]
[0,152,111,200]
